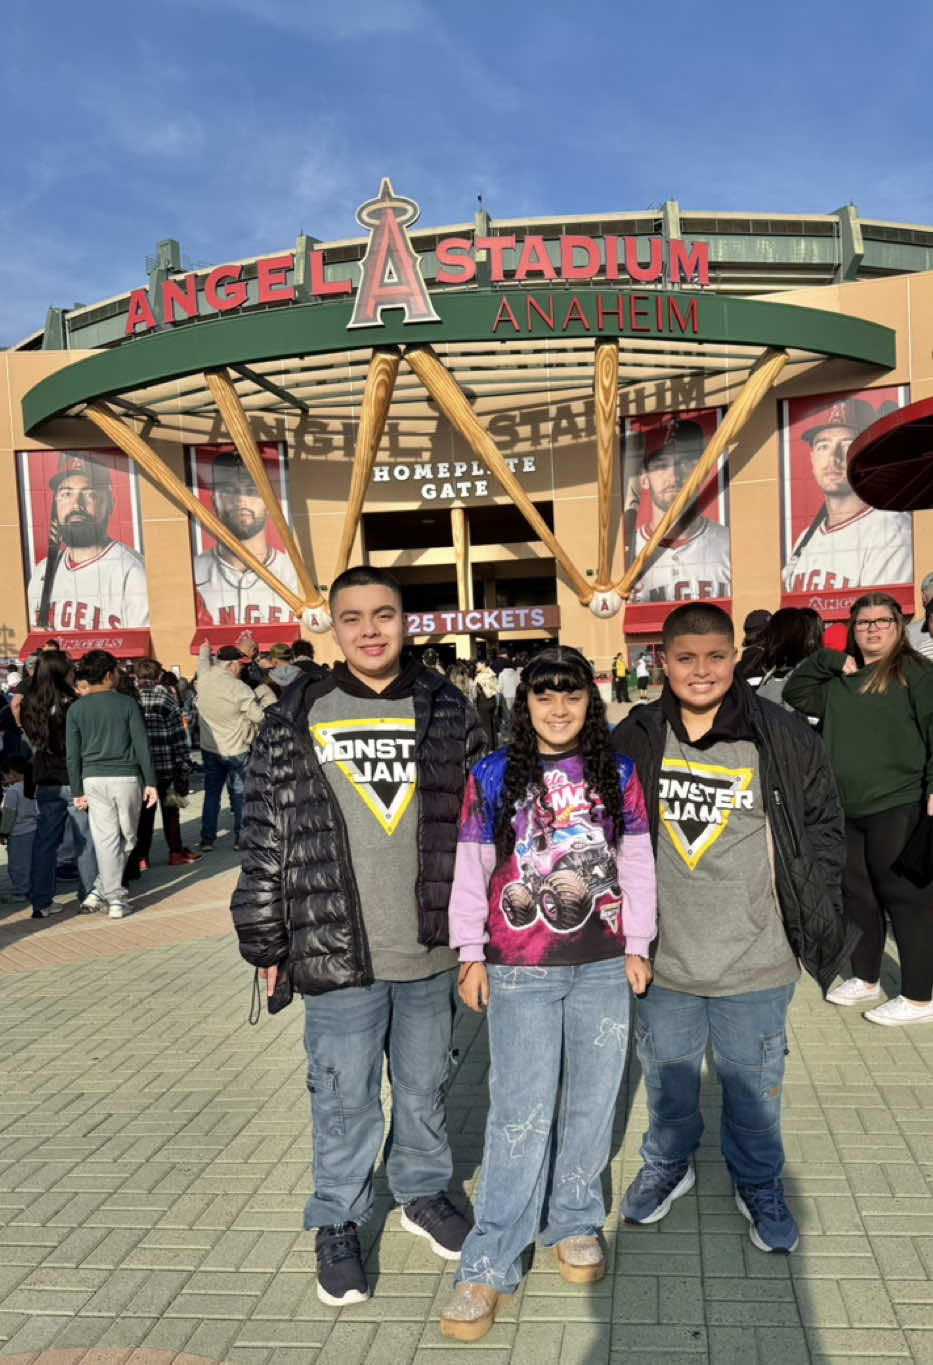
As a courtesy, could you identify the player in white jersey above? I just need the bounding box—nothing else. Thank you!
[630,417,732,603]
[194,545,299,627]
[193,450,299,626]
[26,452,150,631]
[782,397,912,593]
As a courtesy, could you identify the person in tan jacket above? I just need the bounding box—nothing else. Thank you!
[196,643,264,851]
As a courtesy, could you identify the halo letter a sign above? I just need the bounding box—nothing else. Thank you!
[347,179,441,329]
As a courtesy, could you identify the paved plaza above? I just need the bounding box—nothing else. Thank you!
[1,792,933,1365]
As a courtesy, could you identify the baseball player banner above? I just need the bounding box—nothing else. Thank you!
[17,448,150,634]
[186,444,300,628]
[620,407,730,630]
[780,386,913,616]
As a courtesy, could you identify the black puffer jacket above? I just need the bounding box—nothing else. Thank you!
[612,680,860,995]
[230,662,486,995]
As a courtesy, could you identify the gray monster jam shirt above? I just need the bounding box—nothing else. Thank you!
[653,728,799,997]
[309,671,457,982]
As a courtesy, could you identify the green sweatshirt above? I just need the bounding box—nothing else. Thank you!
[65,692,157,797]
[783,647,933,818]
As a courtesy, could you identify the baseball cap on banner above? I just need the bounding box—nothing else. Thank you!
[641,417,705,468]
[801,398,878,446]
[216,645,251,662]
[211,450,259,490]
[49,452,113,491]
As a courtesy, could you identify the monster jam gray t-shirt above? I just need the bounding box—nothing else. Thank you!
[309,687,457,981]
[653,729,799,997]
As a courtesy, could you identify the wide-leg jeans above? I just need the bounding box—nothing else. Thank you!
[302,969,457,1230]
[634,982,795,1187]
[456,957,630,1293]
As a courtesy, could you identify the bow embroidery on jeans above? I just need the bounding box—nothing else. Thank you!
[594,1017,627,1052]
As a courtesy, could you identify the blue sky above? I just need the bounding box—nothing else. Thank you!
[1,0,931,345]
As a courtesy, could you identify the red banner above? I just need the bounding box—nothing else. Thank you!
[189,624,301,654]
[20,630,152,659]
[781,584,915,621]
[623,599,733,636]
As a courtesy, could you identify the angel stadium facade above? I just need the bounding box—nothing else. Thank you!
[2,193,932,669]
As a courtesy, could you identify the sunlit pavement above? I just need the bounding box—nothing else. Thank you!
[1,788,932,1364]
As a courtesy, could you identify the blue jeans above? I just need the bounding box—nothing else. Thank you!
[634,982,795,1187]
[30,784,98,912]
[456,958,630,1293]
[200,750,249,841]
[302,969,457,1229]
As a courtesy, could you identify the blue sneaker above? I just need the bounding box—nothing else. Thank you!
[620,1161,695,1224]
[735,1180,799,1252]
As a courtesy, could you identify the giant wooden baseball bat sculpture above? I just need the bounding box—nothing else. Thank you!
[334,348,400,577]
[404,345,593,601]
[614,347,789,601]
[594,339,619,591]
[204,368,325,609]
[83,401,307,617]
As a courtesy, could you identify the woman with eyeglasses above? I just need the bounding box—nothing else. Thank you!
[784,593,933,1025]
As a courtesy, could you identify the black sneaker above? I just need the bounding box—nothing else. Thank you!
[315,1222,369,1306]
[198,837,214,850]
[400,1193,472,1260]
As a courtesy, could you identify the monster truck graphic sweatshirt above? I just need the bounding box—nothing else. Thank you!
[448,749,656,966]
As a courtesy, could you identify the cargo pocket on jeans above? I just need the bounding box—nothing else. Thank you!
[759,1032,787,1101]
[307,1064,345,1136]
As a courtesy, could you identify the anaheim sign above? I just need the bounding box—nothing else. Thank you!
[124,179,708,337]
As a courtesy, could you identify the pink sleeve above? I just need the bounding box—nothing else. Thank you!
[616,768,657,956]
[447,841,497,961]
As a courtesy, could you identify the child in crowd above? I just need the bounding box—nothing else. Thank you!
[66,650,158,919]
[439,647,656,1342]
[1,757,38,901]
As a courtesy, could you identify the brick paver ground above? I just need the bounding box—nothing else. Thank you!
[1,791,932,1364]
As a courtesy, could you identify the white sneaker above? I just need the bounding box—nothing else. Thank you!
[864,995,933,1026]
[79,890,107,914]
[107,903,131,919]
[825,977,882,1006]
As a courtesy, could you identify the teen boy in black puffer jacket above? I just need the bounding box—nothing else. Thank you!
[231,567,485,1308]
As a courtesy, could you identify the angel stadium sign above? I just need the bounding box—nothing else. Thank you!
[122,179,710,337]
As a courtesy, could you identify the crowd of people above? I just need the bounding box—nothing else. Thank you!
[5,571,933,1343]
[0,634,323,918]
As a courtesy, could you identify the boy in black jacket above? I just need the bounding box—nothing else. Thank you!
[612,603,853,1254]
[231,567,485,1306]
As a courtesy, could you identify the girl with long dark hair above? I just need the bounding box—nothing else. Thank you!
[784,592,933,1024]
[744,607,823,710]
[19,650,98,917]
[439,648,656,1341]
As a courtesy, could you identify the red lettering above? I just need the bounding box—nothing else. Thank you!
[308,249,352,297]
[125,288,157,335]
[245,605,260,624]
[656,295,664,330]
[492,297,521,333]
[624,237,663,283]
[527,295,555,330]
[257,253,295,304]
[74,602,86,629]
[515,236,557,281]
[698,582,713,599]
[596,295,626,330]
[162,274,199,323]
[668,296,698,333]
[61,602,73,627]
[669,239,710,285]
[806,571,821,592]
[630,294,651,332]
[268,606,282,623]
[91,607,101,629]
[435,237,477,284]
[674,582,691,600]
[205,266,248,312]
[108,616,120,630]
[561,296,590,331]
[218,606,236,625]
[475,235,516,281]
[560,236,600,281]
[604,235,620,280]
[824,573,836,589]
